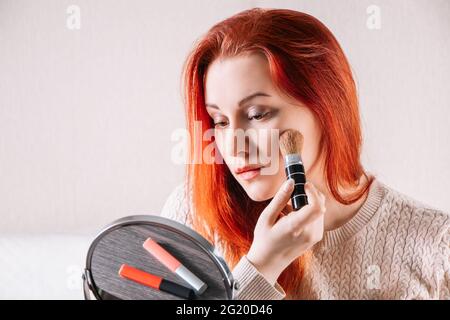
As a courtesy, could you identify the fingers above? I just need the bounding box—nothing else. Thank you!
[259,178,295,227]
[281,203,294,215]
[305,182,326,212]
[286,182,326,236]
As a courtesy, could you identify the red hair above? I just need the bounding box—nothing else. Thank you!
[181,8,373,299]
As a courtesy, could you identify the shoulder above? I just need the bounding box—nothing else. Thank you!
[159,181,226,256]
[159,182,226,259]
[159,181,192,227]
[377,180,449,249]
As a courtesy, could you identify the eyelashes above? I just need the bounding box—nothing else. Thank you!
[213,111,272,128]
[213,121,227,128]
[248,111,270,121]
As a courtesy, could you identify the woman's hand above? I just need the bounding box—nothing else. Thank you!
[246,178,326,286]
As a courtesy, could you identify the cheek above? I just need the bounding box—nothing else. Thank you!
[213,132,230,163]
[255,129,276,163]
[300,128,322,175]
[213,134,223,154]
[280,108,323,174]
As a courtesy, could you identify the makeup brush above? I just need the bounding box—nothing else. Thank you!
[279,129,308,210]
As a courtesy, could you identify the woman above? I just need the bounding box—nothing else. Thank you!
[161,8,449,299]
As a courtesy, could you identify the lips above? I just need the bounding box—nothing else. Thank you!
[233,164,266,181]
[234,165,264,174]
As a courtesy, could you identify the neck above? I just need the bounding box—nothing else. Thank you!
[312,173,370,232]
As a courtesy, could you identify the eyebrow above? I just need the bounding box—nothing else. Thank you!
[205,92,271,110]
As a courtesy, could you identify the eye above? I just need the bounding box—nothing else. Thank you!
[213,118,228,128]
[248,111,270,121]
[214,121,227,128]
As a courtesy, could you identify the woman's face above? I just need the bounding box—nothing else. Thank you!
[204,53,324,201]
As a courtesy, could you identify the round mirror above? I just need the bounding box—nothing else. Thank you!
[83,215,234,300]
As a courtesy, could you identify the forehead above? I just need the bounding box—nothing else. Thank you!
[204,53,275,106]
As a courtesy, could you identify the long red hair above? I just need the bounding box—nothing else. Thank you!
[181,8,373,299]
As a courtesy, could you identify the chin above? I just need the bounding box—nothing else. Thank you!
[239,179,274,202]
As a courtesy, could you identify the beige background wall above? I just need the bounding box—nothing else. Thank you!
[1,0,449,234]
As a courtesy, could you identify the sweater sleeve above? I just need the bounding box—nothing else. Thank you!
[160,182,191,224]
[434,226,449,300]
[232,255,286,300]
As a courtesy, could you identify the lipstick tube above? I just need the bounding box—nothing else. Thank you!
[284,153,308,210]
[118,264,196,299]
[143,237,207,295]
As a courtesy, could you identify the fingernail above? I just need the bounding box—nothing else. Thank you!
[283,179,294,191]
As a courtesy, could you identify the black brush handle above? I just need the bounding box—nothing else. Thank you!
[285,162,308,210]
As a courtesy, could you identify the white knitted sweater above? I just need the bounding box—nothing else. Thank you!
[159,178,449,300]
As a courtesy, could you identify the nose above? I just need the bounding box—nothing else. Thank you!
[223,127,259,164]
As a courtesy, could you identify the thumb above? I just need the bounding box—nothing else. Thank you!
[259,178,295,227]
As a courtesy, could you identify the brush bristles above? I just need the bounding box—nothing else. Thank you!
[279,129,304,156]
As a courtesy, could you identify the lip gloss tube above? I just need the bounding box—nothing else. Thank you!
[143,237,207,295]
[118,264,196,299]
